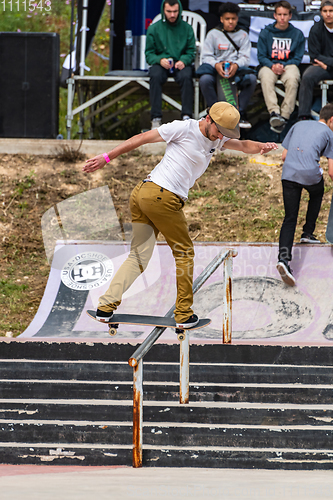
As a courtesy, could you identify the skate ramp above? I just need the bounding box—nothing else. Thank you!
[20,241,333,345]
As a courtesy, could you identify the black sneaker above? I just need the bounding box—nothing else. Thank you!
[270,113,286,133]
[269,112,285,128]
[239,118,252,129]
[176,314,199,329]
[270,121,286,134]
[300,233,320,244]
[276,261,296,286]
[96,309,114,322]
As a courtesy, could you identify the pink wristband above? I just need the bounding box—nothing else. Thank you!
[103,153,111,163]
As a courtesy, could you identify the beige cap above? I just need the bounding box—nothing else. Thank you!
[209,102,240,139]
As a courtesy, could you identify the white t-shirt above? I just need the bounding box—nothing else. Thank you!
[148,119,230,200]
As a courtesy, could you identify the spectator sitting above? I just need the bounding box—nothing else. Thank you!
[298,0,333,121]
[145,0,196,129]
[257,0,305,134]
[198,2,256,129]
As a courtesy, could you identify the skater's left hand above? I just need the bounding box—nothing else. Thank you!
[260,142,279,155]
[83,154,107,173]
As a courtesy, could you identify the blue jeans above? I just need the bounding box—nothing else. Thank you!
[199,69,257,116]
[278,178,324,262]
[149,64,194,119]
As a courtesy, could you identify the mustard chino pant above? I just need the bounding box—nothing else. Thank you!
[98,181,195,323]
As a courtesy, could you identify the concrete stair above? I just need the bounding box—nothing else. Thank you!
[0,342,333,468]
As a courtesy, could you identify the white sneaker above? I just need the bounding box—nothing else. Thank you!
[96,309,114,322]
[151,118,162,129]
[182,115,191,120]
[176,314,199,329]
[276,261,296,287]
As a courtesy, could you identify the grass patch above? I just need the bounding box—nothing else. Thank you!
[15,171,36,196]
[0,279,28,298]
[188,190,213,199]
[0,279,29,333]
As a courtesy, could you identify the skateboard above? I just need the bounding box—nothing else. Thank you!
[216,74,238,109]
[86,310,211,341]
[326,193,333,244]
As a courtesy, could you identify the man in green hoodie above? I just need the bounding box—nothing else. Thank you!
[145,0,196,129]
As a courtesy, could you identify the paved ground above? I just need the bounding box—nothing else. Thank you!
[0,465,332,499]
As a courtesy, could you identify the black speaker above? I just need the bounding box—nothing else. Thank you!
[0,32,59,138]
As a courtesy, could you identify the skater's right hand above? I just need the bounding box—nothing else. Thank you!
[83,154,107,173]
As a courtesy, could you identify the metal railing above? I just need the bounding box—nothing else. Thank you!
[128,248,238,467]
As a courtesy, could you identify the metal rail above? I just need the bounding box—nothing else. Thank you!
[128,248,238,468]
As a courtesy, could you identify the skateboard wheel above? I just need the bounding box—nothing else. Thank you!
[177,331,186,341]
[108,324,118,336]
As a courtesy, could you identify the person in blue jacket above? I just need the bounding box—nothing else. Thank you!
[257,0,305,134]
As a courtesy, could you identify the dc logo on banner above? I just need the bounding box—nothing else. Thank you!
[61,252,114,290]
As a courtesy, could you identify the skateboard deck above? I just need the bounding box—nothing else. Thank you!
[87,310,211,341]
[326,193,333,243]
[216,75,238,109]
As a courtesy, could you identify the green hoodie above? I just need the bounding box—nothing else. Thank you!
[145,0,196,66]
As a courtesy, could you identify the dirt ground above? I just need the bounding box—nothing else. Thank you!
[1,149,332,336]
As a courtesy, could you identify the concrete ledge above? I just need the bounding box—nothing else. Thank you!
[0,138,283,158]
[0,139,122,157]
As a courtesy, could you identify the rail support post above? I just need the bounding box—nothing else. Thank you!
[223,250,237,344]
[179,330,190,404]
[66,77,75,140]
[132,359,143,467]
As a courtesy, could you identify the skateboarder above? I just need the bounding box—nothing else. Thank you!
[83,102,278,327]
[276,103,333,286]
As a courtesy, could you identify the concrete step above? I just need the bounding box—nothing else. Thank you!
[0,443,131,466]
[2,379,333,403]
[142,447,333,470]
[0,442,331,469]
[1,400,333,426]
[2,360,333,385]
[3,342,333,366]
[2,399,333,423]
[0,360,132,381]
[0,420,332,450]
[1,342,333,469]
